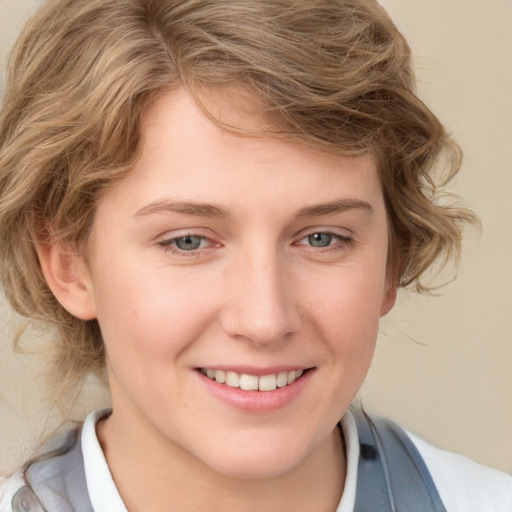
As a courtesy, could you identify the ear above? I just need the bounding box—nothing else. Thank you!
[380,277,397,317]
[36,238,97,320]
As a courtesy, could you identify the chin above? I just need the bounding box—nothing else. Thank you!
[196,439,312,480]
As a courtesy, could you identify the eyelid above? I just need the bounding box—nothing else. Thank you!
[156,227,217,243]
[294,226,353,241]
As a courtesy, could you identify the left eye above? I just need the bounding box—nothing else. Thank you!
[304,232,335,248]
[296,231,352,251]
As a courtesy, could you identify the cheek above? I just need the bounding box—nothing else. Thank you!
[301,262,386,372]
[305,262,387,328]
[92,275,204,410]
[92,267,209,360]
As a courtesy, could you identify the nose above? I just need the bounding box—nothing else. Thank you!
[219,248,301,346]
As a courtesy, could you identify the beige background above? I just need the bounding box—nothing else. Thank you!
[0,0,511,475]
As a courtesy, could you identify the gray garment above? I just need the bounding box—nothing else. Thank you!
[10,408,446,512]
[12,430,93,512]
[352,408,446,512]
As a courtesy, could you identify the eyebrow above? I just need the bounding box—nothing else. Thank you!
[133,197,373,219]
[134,200,230,218]
[295,198,373,217]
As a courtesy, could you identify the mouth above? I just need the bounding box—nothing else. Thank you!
[199,368,308,392]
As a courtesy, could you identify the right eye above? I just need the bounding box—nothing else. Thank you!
[173,235,206,251]
[158,234,212,255]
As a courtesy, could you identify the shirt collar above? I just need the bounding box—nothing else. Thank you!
[81,408,360,512]
[82,409,128,512]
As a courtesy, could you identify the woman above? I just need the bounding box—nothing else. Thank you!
[0,0,510,510]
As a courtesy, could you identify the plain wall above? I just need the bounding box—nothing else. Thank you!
[0,0,511,475]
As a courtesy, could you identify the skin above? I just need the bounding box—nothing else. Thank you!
[39,88,396,511]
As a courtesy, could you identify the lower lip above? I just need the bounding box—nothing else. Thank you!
[197,369,314,413]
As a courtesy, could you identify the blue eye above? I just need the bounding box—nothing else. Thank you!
[307,233,333,248]
[296,231,353,253]
[159,234,210,254]
[174,235,204,251]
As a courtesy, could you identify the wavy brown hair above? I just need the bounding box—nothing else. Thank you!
[0,0,476,402]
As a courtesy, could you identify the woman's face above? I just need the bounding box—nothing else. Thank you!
[82,88,395,478]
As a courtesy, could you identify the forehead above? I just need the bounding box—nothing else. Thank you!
[95,88,385,225]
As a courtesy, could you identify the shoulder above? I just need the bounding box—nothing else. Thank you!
[0,471,25,511]
[405,429,512,512]
[0,426,86,512]
[349,407,512,512]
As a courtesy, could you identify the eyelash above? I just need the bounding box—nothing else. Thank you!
[157,230,353,257]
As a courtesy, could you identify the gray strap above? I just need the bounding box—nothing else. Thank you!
[352,407,395,512]
[13,429,94,512]
[352,407,447,512]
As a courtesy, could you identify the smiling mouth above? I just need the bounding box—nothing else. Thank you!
[199,368,308,391]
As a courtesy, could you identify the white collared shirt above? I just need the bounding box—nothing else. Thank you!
[2,409,510,511]
[79,409,361,512]
[81,409,128,512]
[79,409,512,512]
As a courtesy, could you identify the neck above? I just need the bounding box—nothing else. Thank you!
[96,409,346,512]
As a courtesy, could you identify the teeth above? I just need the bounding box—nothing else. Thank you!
[214,369,226,384]
[276,371,288,387]
[225,371,240,387]
[258,374,277,391]
[240,374,259,391]
[202,368,306,391]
